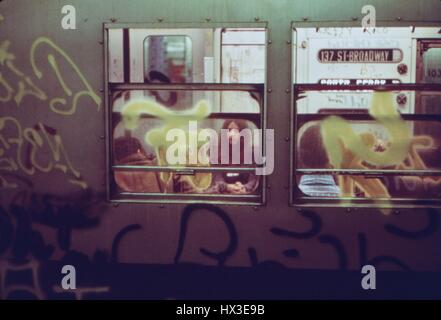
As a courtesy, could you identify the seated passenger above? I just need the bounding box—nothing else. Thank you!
[298,123,340,197]
[209,119,259,194]
[113,136,162,193]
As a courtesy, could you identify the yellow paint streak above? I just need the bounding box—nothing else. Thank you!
[121,99,212,190]
[14,76,48,105]
[321,92,411,168]
[47,54,72,96]
[319,92,414,214]
[0,72,14,102]
[68,179,88,189]
[0,40,14,65]
[0,117,87,189]
[30,37,101,115]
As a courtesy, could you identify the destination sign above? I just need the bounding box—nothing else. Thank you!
[319,79,401,85]
[318,49,402,63]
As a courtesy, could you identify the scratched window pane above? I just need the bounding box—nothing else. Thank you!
[291,27,441,206]
[295,173,441,200]
[419,45,441,116]
[422,46,441,84]
[111,89,261,113]
[113,117,258,168]
[111,88,263,197]
[416,47,441,187]
[296,89,412,114]
[108,27,266,203]
[111,123,262,196]
[144,36,193,83]
[295,113,441,200]
[127,28,266,84]
[112,170,262,196]
[296,119,441,170]
[221,29,266,84]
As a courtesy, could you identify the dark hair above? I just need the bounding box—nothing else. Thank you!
[221,119,249,131]
[220,119,253,164]
[113,136,145,163]
[298,123,330,169]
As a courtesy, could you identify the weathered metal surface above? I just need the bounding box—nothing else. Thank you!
[0,0,441,283]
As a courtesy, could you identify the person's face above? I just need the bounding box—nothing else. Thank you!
[227,122,240,145]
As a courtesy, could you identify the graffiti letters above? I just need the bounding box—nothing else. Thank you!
[0,117,87,189]
[1,15,102,189]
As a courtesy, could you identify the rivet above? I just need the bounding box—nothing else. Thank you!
[286,88,291,93]
[253,206,259,211]
[254,17,260,21]
[286,40,291,44]
[285,137,290,141]
[267,88,272,93]
[100,135,105,139]
[157,18,164,22]
[396,17,402,21]
[352,16,358,21]
[110,18,117,23]
[205,17,211,22]
[268,40,272,44]
[302,17,308,21]
[113,203,119,208]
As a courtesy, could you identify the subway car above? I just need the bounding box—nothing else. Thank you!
[0,0,441,300]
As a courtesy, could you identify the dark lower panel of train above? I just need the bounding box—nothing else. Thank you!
[3,259,441,300]
[1,0,441,300]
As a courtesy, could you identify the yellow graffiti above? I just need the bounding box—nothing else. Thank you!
[0,40,14,65]
[0,35,101,115]
[0,14,102,189]
[0,72,14,102]
[30,37,101,115]
[0,117,87,189]
[47,54,73,96]
[0,40,48,105]
[121,99,212,191]
[321,92,411,168]
[397,135,441,190]
[319,92,440,212]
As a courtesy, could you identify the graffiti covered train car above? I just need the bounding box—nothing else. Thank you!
[0,0,441,299]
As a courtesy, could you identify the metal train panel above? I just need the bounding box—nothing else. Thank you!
[0,0,441,299]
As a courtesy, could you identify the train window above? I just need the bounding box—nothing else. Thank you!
[144,36,193,83]
[105,24,267,205]
[291,26,441,208]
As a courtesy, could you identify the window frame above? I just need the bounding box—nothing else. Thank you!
[289,22,441,209]
[104,22,269,206]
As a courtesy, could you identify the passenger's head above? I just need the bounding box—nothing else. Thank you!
[113,136,146,163]
[298,122,330,169]
[222,119,249,145]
